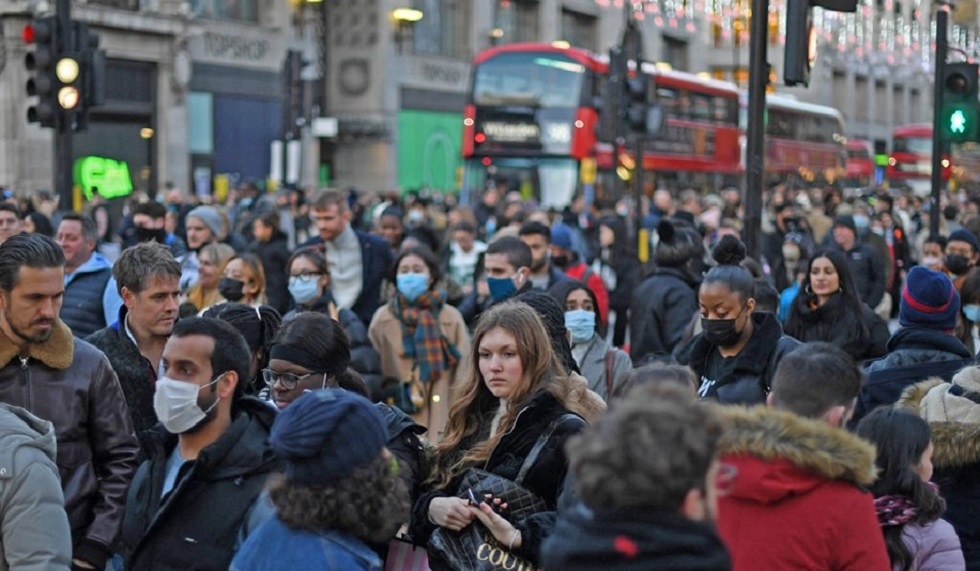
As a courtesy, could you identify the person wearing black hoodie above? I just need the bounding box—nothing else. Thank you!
[541,384,730,571]
[249,210,291,314]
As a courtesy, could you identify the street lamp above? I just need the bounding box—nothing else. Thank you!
[391,8,424,52]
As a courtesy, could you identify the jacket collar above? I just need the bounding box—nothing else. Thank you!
[680,312,785,375]
[897,378,980,468]
[0,320,74,370]
[717,404,877,487]
[886,327,972,357]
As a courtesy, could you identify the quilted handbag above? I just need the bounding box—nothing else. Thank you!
[427,415,573,571]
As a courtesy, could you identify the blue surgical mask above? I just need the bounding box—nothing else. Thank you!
[853,214,870,232]
[565,309,596,344]
[288,276,321,305]
[396,273,430,302]
[487,273,519,302]
[965,304,980,323]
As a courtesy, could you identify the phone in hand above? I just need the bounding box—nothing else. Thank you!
[466,489,480,506]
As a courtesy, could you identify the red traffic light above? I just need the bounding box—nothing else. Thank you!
[22,24,35,44]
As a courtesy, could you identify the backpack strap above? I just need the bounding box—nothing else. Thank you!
[515,414,576,485]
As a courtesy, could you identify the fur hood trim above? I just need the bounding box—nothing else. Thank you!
[717,405,878,487]
[897,377,980,468]
[0,320,74,370]
[549,373,606,424]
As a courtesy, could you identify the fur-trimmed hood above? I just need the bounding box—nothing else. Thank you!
[549,373,606,424]
[897,377,980,469]
[0,320,74,370]
[717,405,878,503]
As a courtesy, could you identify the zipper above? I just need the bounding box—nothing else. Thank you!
[483,404,529,470]
[18,358,31,410]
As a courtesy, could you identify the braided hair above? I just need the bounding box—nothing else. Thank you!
[202,302,282,394]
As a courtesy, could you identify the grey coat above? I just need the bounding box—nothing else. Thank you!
[573,335,632,400]
[0,404,72,570]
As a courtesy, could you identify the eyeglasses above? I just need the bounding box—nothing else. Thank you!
[289,272,321,282]
[262,368,325,390]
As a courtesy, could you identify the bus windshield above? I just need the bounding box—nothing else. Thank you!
[473,53,586,108]
[893,136,932,155]
[463,157,578,208]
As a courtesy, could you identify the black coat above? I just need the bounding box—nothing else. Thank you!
[119,397,280,570]
[541,505,731,571]
[410,390,586,564]
[249,230,291,314]
[630,266,699,364]
[675,312,801,405]
[784,293,889,362]
[834,242,887,309]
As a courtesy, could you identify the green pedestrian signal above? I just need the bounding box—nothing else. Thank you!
[951,108,968,134]
[940,63,979,143]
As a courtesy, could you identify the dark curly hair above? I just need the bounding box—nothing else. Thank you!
[268,454,409,545]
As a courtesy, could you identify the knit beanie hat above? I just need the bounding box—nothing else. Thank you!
[187,206,222,237]
[948,229,980,253]
[270,389,389,486]
[833,214,857,234]
[551,224,573,250]
[899,266,960,331]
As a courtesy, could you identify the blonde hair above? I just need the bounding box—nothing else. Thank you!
[428,302,564,489]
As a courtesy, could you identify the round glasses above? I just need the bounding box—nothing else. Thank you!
[262,368,325,391]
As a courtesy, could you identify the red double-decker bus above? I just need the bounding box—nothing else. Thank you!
[460,43,741,207]
[844,139,875,189]
[887,124,951,195]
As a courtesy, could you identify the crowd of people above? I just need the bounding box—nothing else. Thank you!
[0,180,977,569]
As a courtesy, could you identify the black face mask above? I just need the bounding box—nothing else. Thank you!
[551,254,570,269]
[701,312,744,347]
[945,254,972,276]
[218,277,245,302]
[135,227,167,244]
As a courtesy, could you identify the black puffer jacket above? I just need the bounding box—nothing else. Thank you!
[630,266,700,364]
[285,291,385,400]
[249,229,291,314]
[675,312,800,404]
[119,397,280,570]
[784,293,889,362]
[410,387,587,565]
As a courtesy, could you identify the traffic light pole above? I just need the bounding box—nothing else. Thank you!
[55,0,74,212]
[744,0,769,260]
[930,6,948,237]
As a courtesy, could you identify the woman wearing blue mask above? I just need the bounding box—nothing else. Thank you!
[550,280,632,400]
[956,269,980,356]
[369,246,471,440]
[282,246,385,400]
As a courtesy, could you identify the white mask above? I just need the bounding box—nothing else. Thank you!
[154,375,223,434]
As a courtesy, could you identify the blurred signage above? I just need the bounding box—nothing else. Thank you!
[73,156,133,200]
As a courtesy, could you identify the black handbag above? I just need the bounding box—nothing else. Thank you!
[427,415,572,571]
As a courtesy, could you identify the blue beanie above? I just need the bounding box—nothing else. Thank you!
[270,389,389,486]
[551,224,573,250]
[949,229,980,253]
[900,266,960,331]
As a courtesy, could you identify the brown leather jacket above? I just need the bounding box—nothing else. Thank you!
[0,320,139,567]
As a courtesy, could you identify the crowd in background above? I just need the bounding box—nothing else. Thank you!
[0,178,979,569]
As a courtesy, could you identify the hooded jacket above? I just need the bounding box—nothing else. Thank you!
[897,378,980,570]
[541,505,730,571]
[716,405,890,571]
[675,312,800,404]
[119,397,280,570]
[0,404,72,571]
[0,320,138,569]
[630,266,700,363]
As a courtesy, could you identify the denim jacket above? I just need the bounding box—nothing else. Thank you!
[231,517,381,571]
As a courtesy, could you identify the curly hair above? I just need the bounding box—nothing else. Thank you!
[569,384,724,512]
[268,454,409,545]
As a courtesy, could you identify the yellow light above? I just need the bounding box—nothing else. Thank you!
[391,8,423,23]
[888,157,896,166]
[942,158,951,168]
[463,118,474,126]
[57,86,80,109]
[616,166,631,181]
[552,40,571,49]
[56,57,79,83]
[140,127,154,139]
[489,27,505,39]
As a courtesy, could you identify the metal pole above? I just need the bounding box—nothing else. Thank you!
[56,0,73,212]
[744,0,769,260]
[930,6,948,237]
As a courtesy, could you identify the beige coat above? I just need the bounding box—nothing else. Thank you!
[368,303,471,441]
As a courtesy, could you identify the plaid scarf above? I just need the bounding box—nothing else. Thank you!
[392,290,459,383]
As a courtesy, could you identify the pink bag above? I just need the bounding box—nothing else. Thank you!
[385,536,430,571]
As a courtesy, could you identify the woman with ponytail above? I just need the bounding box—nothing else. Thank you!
[674,235,800,404]
[855,407,965,571]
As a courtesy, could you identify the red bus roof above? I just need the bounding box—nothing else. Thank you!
[473,42,602,69]
[892,123,932,137]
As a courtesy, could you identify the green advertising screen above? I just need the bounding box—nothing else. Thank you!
[74,156,134,200]
[397,110,462,194]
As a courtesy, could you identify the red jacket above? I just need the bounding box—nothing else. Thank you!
[716,406,891,571]
[565,262,609,327]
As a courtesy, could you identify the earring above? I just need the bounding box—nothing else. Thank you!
[804,283,812,295]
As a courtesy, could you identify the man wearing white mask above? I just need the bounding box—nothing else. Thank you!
[118,318,279,570]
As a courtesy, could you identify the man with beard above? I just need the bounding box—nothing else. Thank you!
[519,221,570,291]
[715,342,889,570]
[0,233,139,571]
[541,384,730,570]
[118,317,279,570]
[87,242,182,456]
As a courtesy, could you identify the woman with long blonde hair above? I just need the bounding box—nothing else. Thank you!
[409,301,591,568]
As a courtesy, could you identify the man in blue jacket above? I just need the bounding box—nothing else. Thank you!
[56,213,122,338]
[300,189,393,326]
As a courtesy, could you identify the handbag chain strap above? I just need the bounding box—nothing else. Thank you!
[514,414,577,485]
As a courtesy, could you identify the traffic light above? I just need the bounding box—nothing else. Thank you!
[784,0,815,86]
[939,62,979,143]
[23,16,59,127]
[625,73,649,134]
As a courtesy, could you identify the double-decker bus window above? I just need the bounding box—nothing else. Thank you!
[893,136,932,155]
[655,87,679,118]
[691,92,713,120]
[473,53,585,108]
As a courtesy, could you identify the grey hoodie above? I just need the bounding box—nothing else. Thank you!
[0,403,71,570]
